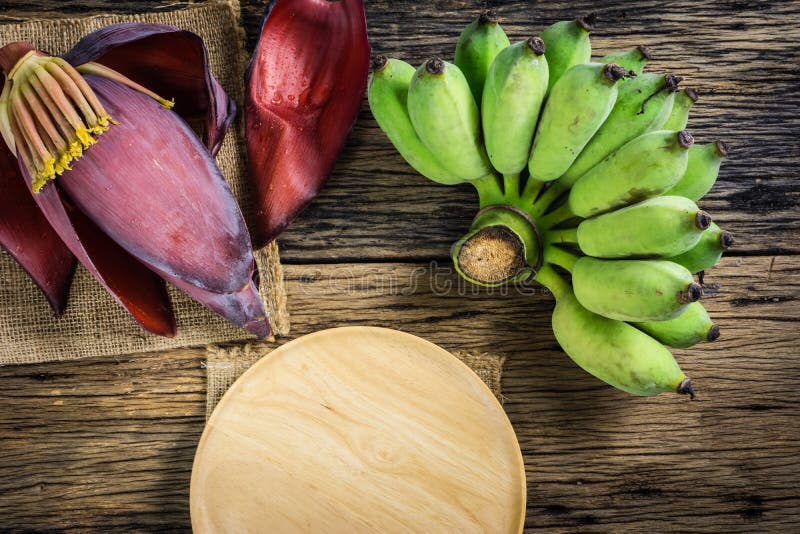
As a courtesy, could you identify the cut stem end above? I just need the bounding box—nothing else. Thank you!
[679,283,705,304]
[720,231,735,250]
[577,13,597,32]
[371,55,388,72]
[677,378,696,399]
[456,226,526,285]
[707,325,721,342]
[603,63,628,83]
[425,57,445,75]
[695,211,712,230]
[678,130,695,149]
[527,36,546,55]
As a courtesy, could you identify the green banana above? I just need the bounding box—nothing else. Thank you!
[635,301,720,348]
[368,57,461,185]
[552,288,693,397]
[528,62,628,182]
[407,58,492,181]
[599,45,653,75]
[663,141,729,201]
[482,37,549,176]
[575,195,712,258]
[662,88,698,131]
[558,73,681,188]
[540,14,595,93]
[668,222,734,273]
[572,257,703,322]
[454,10,511,103]
[568,130,694,217]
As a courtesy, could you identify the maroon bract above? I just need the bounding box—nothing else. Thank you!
[245,0,370,247]
[0,143,75,316]
[0,24,269,338]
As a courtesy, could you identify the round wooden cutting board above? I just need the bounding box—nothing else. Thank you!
[190,326,525,533]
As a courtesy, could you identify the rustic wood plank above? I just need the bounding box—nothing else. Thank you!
[1,0,797,261]
[0,256,797,531]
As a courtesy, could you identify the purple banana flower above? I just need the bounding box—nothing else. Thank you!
[0,24,269,338]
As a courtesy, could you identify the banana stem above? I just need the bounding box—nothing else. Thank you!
[540,202,578,229]
[531,180,569,218]
[544,246,579,273]
[503,172,520,201]
[520,176,544,205]
[533,264,570,301]
[471,173,505,207]
[545,227,579,246]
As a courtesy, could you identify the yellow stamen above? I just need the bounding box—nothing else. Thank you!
[44,62,99,126]
[0,52,118,191]
[76,61,176,109]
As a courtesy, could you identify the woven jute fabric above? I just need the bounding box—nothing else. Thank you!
[205,345,506,420]
[0,1,290,365]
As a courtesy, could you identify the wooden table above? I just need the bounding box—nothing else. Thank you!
[1,1,798,531]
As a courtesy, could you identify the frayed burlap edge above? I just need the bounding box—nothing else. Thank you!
[205,345,505,420]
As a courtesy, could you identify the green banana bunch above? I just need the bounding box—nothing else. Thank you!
[572,257,703,322]
[455,10,511,103]
[482,37,549,176]
[529,62,628,182]
[635,302,720,348]
[540,14,595,92]
[668,222,735,273]
[574,195,712,258]
[663,88,699,131]
[664,141,729,201]
[569,130,694,217]
[408,58,492,181]
[369,13,735,399]
[558,73,681,189]
[599,45,652,75]
[551,284,693,397]
[368,57,461,184]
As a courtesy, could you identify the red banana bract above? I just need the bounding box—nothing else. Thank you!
[245,0,370,247]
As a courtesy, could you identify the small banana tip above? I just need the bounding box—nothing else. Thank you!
[707,325,721,342]
[637,45,654,60]
[678,130,695,149]
[680,283,704,304]
[527,36,546,55]
[720,231,735,250]
[371,55,388,72]
[478,9,499,24]
[665,74,683,92]
[677,378,696,399]
[425,57,445,75]
[577,13,597,32]
[715,140,730,157]
[695,210,712,230]
[685,87,700,102]
[603,63,628,83]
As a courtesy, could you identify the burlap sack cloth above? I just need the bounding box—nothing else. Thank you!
[205,345,506,419]
[0,1,290,365]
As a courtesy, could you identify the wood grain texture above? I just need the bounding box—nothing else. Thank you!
[0,0,798,531]
[1,256,798,531]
